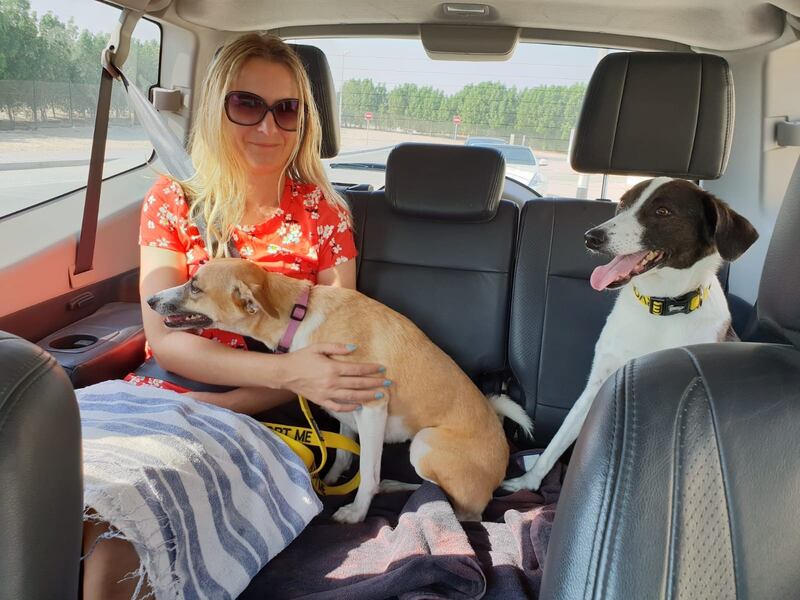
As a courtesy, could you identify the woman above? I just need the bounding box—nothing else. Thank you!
[80,33,389,599]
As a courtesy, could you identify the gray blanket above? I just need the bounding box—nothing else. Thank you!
[240,464,562,600]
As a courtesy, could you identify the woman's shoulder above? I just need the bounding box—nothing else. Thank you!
[286,178,348,221]
[286,178,322,201]
[144,175,189,216]
[148,175,188,200]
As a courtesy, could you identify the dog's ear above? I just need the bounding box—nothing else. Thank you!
[703,192,759,261]
[233,281,279,319]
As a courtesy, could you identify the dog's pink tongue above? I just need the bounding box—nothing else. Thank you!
[590,251,649,291]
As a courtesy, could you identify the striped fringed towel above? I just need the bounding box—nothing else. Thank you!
[78,380,322,599]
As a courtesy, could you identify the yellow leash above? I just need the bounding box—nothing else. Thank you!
[262,396,360,496]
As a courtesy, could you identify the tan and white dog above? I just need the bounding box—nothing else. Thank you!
[148,259,532,523]
[503,177,758,492]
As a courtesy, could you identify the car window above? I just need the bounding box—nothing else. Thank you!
[0,0,161,218]
[289,37,634,199]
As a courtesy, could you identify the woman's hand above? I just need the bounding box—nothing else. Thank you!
[277,343,390,412]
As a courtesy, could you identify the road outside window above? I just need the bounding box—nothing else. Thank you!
[0,0,161,217]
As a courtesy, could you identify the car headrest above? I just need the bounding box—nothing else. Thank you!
[757,157,800,348]
[385,143,505,222]
[289,44,339,158]
[571,52,734,180]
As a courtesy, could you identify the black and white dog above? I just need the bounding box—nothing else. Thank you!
[504,177,759,491]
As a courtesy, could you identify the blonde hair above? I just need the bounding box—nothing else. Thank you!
[182,33,349,257]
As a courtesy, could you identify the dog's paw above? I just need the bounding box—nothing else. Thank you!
[502,475,531,492]
[331,502,368,524]
[502,458,545,492]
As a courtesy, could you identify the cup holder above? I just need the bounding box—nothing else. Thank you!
[48,334,99,351]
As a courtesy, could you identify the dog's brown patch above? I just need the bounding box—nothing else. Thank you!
[634,180,758,268]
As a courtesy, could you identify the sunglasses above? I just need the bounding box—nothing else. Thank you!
[224,91,300,131]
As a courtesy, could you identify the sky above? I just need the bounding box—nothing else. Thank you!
[306,38,605,92]
[26,0,605,92]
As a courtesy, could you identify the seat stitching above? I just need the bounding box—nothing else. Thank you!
[721,61,733,176]
[680,346,740,596]
[665,377,705,599]
[607,54,630,169]
[600,359,638,597]
[686,58,703,174]
[0,343,49,416]
[585,369,622,599]
[0,356,57,437]
[536,203,557,413]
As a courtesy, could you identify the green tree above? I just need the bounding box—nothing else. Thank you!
[0,0,38,80]
[516,82,586,149]
[341,78,387,125]
[450,82,517,132]
[0,0,41,122]
[0,2,162,128]
[336,75,587,146]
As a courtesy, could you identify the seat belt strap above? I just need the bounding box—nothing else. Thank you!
[74,68,115,275]
[73,46,193,280]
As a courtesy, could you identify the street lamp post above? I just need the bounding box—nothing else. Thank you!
[337,51,349,127]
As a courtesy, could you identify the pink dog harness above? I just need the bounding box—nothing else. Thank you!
[275,287,310,354]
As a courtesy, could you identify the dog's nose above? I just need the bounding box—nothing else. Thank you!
[147,295,158,309]
[584,228,607,250]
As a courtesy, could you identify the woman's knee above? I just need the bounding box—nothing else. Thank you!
[82,519,148,600]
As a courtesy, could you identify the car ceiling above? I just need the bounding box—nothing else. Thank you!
[130,0,800,51]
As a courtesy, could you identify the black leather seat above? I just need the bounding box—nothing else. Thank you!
[507,51,738,446]
[349,142,518,384]
[508,199,617,444]
[0,332,82,600]
[540,59,800,600]
[540,161,800,599]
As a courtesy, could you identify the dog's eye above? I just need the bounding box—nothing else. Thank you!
[655,207,672,217]
[189,281,202,295]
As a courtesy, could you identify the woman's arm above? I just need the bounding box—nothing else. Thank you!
[140,248,388,413]
[317,258,356,288]
[190,259,360,414]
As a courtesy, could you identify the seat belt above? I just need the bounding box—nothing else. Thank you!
[115,68,194,180]
[73,67,115,276]
[73,40,193,283]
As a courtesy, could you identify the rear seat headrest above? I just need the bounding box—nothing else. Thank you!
[385,143,505,222]
[571,52,733,180]
[289,44,340,158]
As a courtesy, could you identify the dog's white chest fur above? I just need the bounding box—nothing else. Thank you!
[503,258,734,494]
[597,278,730,370]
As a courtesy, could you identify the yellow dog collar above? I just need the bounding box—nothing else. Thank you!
[632,285,711,316]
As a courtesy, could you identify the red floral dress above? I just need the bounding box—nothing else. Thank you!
[125,175,357,392]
